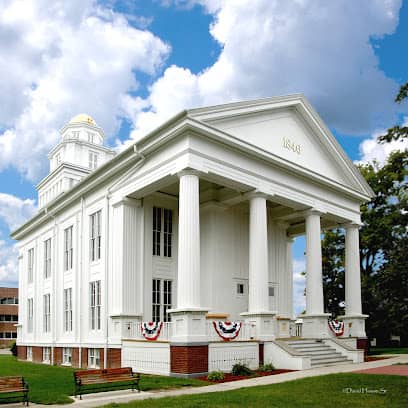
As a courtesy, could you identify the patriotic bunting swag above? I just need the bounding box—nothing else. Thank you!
[328,319,344,337]
[213,321,242,341]
[141,321,163,340]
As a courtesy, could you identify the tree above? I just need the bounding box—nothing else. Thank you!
[322,83,408,346]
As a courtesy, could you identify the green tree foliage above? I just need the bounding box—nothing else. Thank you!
[322,83,408,345]
[378,81,408,143]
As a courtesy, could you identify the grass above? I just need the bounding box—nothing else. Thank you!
[104,373,408,408]
[370,347,408,355]
[0,355,208,404]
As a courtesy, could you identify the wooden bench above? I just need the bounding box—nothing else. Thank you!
[0,376,29,406]
[73,367,140,399]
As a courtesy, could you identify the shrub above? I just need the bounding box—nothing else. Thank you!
[231,362,252,376]
[207,371,225,381]
[259,363,275,372]
[9,341,17,357]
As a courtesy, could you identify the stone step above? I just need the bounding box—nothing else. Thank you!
[310,353,344,362]
[290,345,332,351]
[299,349,340,355]
[311,358,352,367]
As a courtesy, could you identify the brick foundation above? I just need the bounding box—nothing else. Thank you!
[81,348,88,368]
[259,342,264,366]
[107,348,122,368]
[72,348,79,367]
[170,344,208,376]
[32,346,42,362]
[53,347,62,365]
[17,345,27,360]
[357,337,369,357]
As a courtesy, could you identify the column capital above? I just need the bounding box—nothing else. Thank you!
[111,196,142,208]
[177,169,200,179]
[303,208,325,218]
[244,190,270,201]
[342,221,363,229]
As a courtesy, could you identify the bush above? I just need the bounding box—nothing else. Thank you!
[207,371,225,381]
[9,341,17,357]
[259,363,275,372]
[231,362,252,376]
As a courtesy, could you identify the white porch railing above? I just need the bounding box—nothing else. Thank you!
[123,321,256,342]
[124,322,172,341]
[206,321,256,342]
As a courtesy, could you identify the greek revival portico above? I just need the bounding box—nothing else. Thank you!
[167,170,367,343]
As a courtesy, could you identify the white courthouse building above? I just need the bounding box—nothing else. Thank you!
[12,95,372,376]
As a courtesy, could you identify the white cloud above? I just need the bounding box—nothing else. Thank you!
[0,193,36,286]
[0,240,19,286]
[124,0,405,144]
[0,0,170,180]
[0,193,37,231]
[293,258,306,317]
[358,117,408,165]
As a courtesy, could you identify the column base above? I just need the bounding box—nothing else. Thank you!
[276,317,292,338]
[169,308,209,343]
[301,313,331,338]
[240,311,277,341]
[341,314,369,338]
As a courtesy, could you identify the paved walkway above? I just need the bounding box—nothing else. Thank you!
[354,363,408,376]
[3,354,408,408]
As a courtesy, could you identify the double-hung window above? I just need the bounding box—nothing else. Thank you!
[152,207,173,257]
[152,279,172,322]
[90,211,101,262]
[44,238,51,278]
[43,347,51,363]
[88,152,98,169]
[27,298,33,333]
[90,281,101,330]
[43,294,51,332]
[63,288,73,332]
[88,348,100,368]
[64,226,73,271]
[63,347,72,365]
[27,248,34,283]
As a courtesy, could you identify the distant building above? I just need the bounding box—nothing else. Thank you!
[12,96,372,375]
[0,287,18,347]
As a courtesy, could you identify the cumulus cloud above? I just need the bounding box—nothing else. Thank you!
[0,193,37,286]
[124,0,405,143]
[0,240,19,286]
[0,193,37,231]
[0,0,170,180]
[358,117,408,165]
[293,258,306,317]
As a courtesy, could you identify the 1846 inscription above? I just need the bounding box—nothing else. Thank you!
[282,137,301,155]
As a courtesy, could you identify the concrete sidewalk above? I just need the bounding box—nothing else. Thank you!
[3,354,408,408]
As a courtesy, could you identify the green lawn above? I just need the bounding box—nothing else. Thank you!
[104,373,408,408]
[0,355,208,404]
[370,347,408,355]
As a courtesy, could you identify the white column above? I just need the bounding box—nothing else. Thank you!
[342,223,367,339]
[286,237,294,319]
[345,224,362,315]
[305,210,324,315]
[176,171,201,309]
[248,194,269,313]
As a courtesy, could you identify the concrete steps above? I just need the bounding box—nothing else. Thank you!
[285,339,353,368]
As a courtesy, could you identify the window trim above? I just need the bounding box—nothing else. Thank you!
[64,226,73,271]
[90,211,101,262]
[27,248,34,283]
[63,288,73,332]
[43,294,51,333]
[89,281,101,331]
[152,278,172,322]
[44,238,52,278]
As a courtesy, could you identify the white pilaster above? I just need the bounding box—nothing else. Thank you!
[241,192,275,340]
[302,210,330,338]
[170,171,208,343]
[342,223,368,338]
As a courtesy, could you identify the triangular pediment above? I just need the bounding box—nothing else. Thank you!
[188,95,372,197]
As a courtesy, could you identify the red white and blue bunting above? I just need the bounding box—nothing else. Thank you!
[213,321,242,341]
[141,322,163,340]
[328,319,344,337]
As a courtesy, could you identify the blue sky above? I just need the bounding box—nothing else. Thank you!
[0,0,407,314]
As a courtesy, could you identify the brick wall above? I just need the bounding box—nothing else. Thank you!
[17,345,27,360]
[259,343,264,366]
[54,347,62,365]
[81,348,88,368]
[32,346,42,362]
[72,348,79,367]
[170,345,208,375]
[107,348,122,368]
